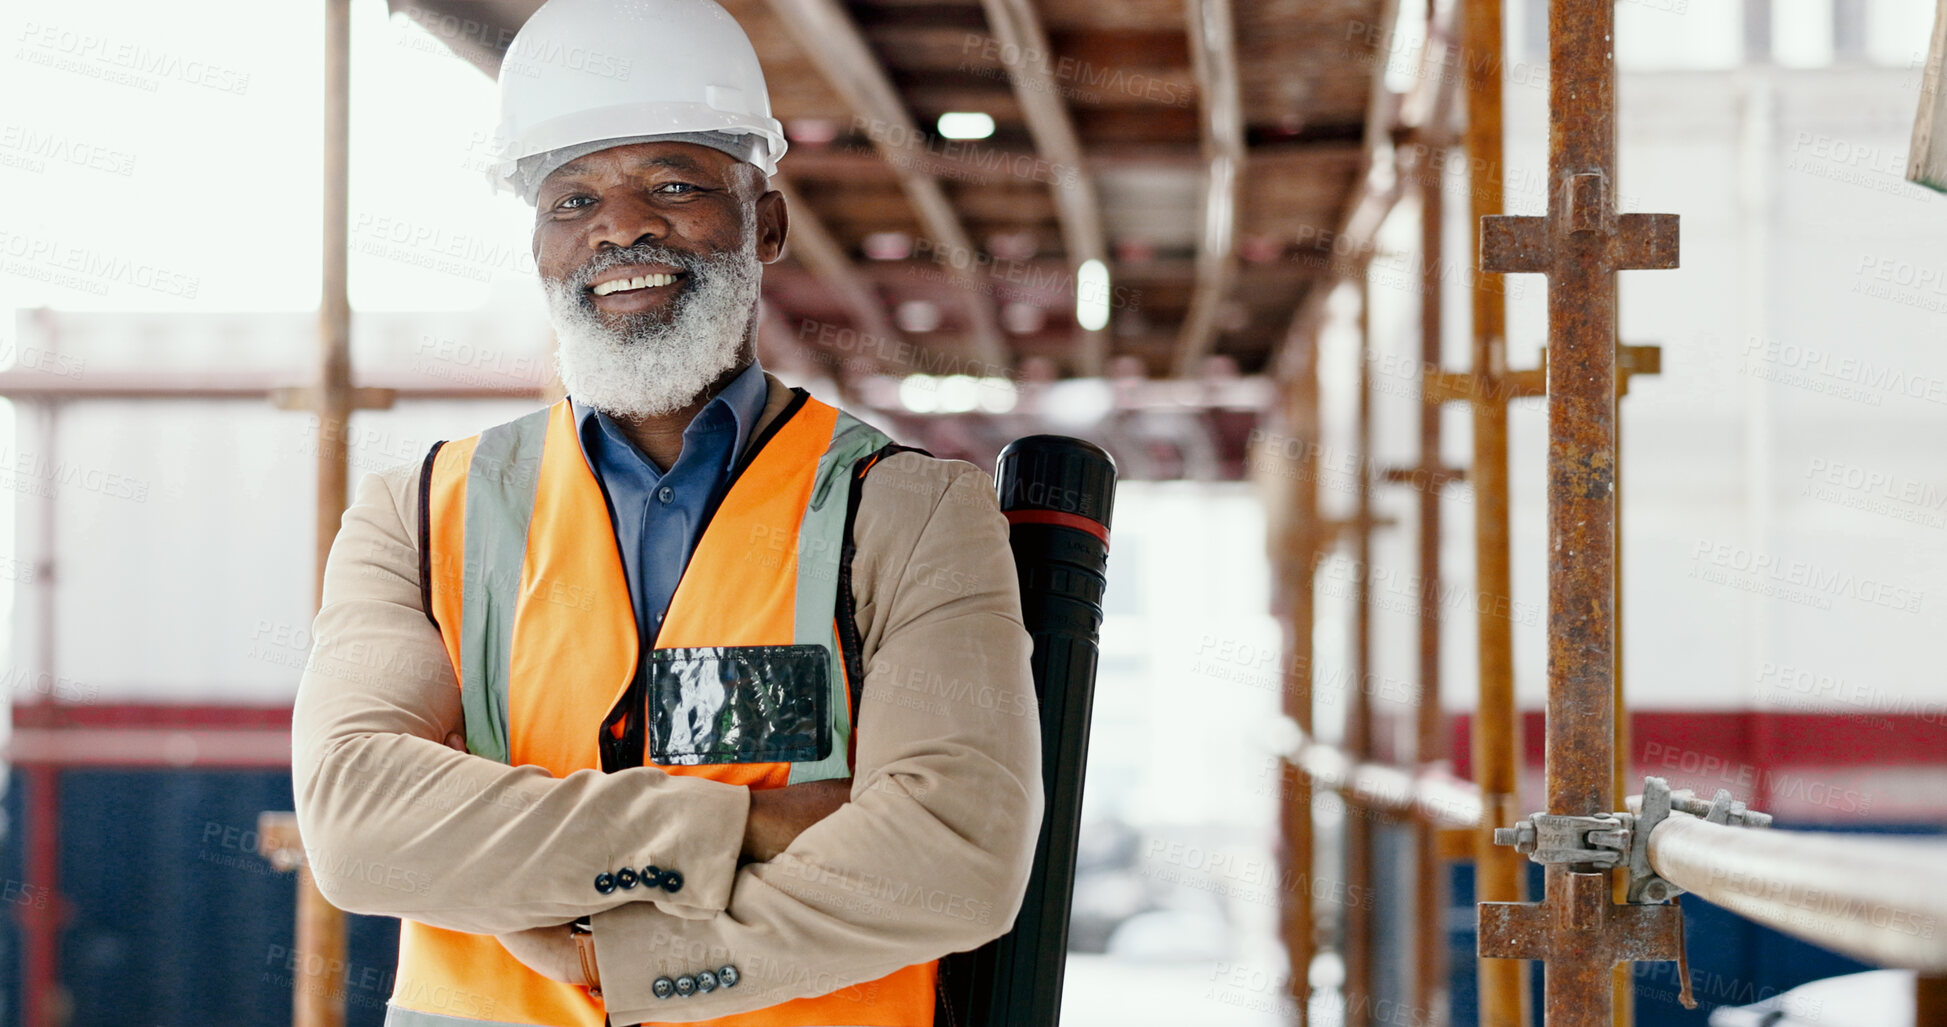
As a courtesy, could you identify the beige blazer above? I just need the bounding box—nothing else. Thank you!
[291,374,1044,1024]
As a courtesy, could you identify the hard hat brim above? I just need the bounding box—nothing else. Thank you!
[489,101,787,199]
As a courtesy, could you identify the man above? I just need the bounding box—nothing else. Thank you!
[290,1,1043,1023]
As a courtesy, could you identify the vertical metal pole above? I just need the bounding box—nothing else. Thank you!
[318,0,353,579]
[1611,393,1632,1027]
[1476,0,1677,1011]
[22,402,64,1027]
[1415,115,1449,1027]
[296,2,353,1026]
[1345,283,1376,1027]
[1278,330,1322,1027]
[1463,0,1530,1023]
[1542,0,1620,1022]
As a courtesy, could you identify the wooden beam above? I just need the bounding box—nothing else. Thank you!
[764,0,1009,371]
[1171,0,1244,377]
[977,0,1111,374]
[784,141,1282,182]
[786,137,1360,196]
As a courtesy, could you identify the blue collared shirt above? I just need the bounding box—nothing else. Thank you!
[572,361,770,643]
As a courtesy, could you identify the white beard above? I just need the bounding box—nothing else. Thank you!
[543,236,761,419]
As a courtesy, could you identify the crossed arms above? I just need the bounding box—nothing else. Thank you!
[292,453,1043,1024]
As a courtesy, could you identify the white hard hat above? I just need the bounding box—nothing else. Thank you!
[489,0,789,202]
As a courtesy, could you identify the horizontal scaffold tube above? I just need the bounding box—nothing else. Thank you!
[1647,814,1947,972]
[1284,736,1484,829]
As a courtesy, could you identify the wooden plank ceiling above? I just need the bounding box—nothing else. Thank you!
[392,0,1380,382]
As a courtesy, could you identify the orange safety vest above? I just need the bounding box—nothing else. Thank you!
[394,389,937,1027]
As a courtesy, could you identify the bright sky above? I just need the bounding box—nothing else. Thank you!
[0,0,541,318]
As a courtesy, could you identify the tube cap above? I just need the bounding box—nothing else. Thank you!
[995,435,1117,532]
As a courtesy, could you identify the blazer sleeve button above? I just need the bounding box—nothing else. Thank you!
[695,969,718,993]
[651,977,675,1000]
[674,975,696,997]
[660,869,684,894]
[641,865,664,889]
[615,867,638,890]
[718,964,739,988]
[593,872,616,894]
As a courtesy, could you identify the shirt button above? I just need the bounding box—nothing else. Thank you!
[657,485,674,504]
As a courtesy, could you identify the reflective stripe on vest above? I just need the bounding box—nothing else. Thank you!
[405,393,937,1027]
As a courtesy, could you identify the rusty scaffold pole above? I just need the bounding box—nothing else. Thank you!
[1460,0,1529,1022]
[1356,8,1462,1017]
[1342,281,1377,1027]
[1274,319,1324,1027]
[1410,76,1451,1026]
[1473,0,1682,1023]
[1334,8,1465,1020]
[1365,109,1461,1027]
[295,2,354,1022]
[296,0,353,1021]
[313,0,354,598]
[254,1,385,1024]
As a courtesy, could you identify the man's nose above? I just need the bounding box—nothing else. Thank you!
[588,193,671,251]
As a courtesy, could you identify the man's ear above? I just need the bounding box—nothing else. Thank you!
[754,187,789,264]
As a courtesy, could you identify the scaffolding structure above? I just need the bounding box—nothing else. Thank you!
[1266,2,1947,1026]
[5,1,1946,1025]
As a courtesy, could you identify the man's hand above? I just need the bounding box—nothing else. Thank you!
[497,923,591,986]
[741,778,851,863]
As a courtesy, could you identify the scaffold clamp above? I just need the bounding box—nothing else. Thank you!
[1624,778,1677,903]
[1492,778,1772,901]
[1494,812,1630,867]
[1623,776,1771,904]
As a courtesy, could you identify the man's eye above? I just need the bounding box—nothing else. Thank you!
[555,195,594,211]
[656,182,699,194]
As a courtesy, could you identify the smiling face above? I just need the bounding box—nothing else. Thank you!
[532,140,788,418]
